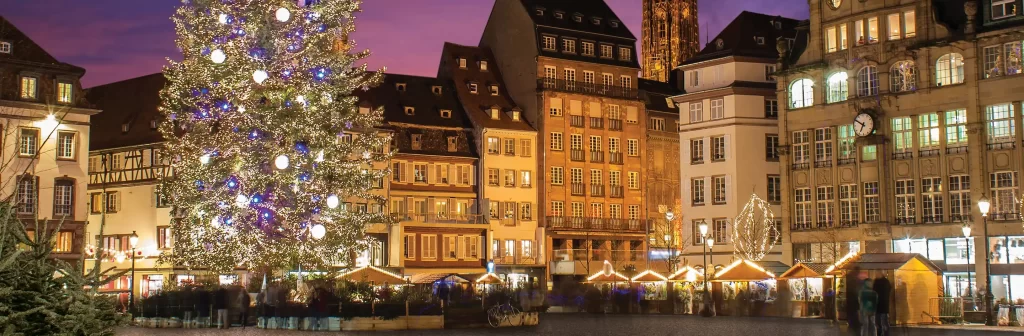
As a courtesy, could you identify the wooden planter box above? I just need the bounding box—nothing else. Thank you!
[340,316,443,331]
[406,315,444,329]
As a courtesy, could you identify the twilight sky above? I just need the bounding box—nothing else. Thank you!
[3,0,807,88]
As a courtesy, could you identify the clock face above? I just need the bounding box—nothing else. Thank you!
[854,113,874,137]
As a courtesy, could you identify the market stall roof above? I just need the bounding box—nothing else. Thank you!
[337,266,406,284]
[408,273,469,284]
[631,270,668,282]
[587,270,629,282]
[471,273,504,284]
[779,262,832,279]
[667,266,704,282]
[826,253,941,275]
[713,259,775,282]
[755,261,792,276]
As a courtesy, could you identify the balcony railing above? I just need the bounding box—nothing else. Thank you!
[792,222,812,231]
[390,212,486,224]
[609,152,623,165]
[839,220,859,228]
[608,119,623,131]
[571,183,585,196]
[949,214,972,222]
[893,151,913,160]
[896,216,916,225]
[947,146,968,154]
[546,216,647,232]
[610,185,624,198]
[921,215,944,224]
[538,78,639,99]
[494,254,539,265]
[589,117,604,129]
[590,184,605,197]
[814,160,833,168]
[551,249,644,262]
[791,162,810,170]
[816,221,834,229]
[991,212,1019,221]
[590,151,604,163]
[570,149,585,162]
[570,115,585,128]
[988,141,1016,150]
[838,158,856,166]
[919,149,940,157]
[499,217,518,226]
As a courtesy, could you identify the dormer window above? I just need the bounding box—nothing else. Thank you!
[756,36,765,45]
[150,119,159,129]
[592,17,602,25]
[510,110,521,121]
[666,98,675,109]
[535,7,545,16]
[395,83,406,92]
[404,106,415,115]
[573,14,583,22]
[411,134,422,150]
[440,109,452,118]
[479,61,488,71]
[774,21,782,29]
[468,83,478,94]
[0,42,10,54]
[458,57,467,69]
[489,85,499,96]
[610,20,620,28]
[447,136,458,152]
[20,77,37,100]
[490,108,500,120]
[122,123,130,133]
[431,86,443,95]
[554,11,564,19]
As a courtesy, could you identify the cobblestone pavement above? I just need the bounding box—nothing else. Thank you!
[116,314,1023,336]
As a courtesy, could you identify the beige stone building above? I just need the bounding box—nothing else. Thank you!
[776,0,1024,301]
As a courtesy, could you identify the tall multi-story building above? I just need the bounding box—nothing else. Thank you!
[0,16,96,264]
[673,12,795,267]
[437,43,544,286]
[481,0,649,285]
[776,0,1024,301]
[639,78,682,272]
[641,0,700,82]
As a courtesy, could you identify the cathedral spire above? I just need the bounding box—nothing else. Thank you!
[642,0,700,82]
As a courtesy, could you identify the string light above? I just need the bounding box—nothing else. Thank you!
[731,193,781,261]
[630,270,668,282]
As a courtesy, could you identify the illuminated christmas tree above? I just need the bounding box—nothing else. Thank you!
[158,0,389,272]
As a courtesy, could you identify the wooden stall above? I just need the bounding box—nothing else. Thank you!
[667,266,704,314]
[826,253,942,325]
[712,260,776,316]
[779,262,832,318]
[337,266,407,286]
[631,270,669,313]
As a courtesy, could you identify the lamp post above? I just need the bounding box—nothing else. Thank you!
[962,224,975,310]
[665,211,675,272]
[977,197,994,326]
[128,231,139,313]
[698,220,714,317]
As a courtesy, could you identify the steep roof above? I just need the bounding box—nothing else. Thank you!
[0,16,84,74]
[86,73,166,151]
[438,42,534,132]
[831,253,942,273]
[638,78,681,114]
[684,11,800,66]
[519,0,636,40]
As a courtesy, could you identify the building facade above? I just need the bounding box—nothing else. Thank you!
[481,0,650,284]
[639,78,682,272]
[673,12,794,267]
[776,0,1024,301]
[641,0,701,82]
[0,16,96,264]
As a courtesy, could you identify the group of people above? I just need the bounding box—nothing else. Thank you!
[845,272,892,336]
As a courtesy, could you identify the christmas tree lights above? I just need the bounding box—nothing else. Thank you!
[158,0,389,272]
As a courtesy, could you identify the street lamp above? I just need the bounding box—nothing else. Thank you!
[977,196,994,326]
[697,220,715,317]
[128,231,139,314]
[962,224,975,310]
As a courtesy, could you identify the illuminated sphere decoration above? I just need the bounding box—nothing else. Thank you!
[199,153,211,165]
[252,70,269,84]
[274,154,290,169]
[234,194,249,208]
[326,194,340,209]
[218,13,229,24]
[310,224,326,240]
[732,193,781,261]
[275,7,291,22]
[210,49,226,64]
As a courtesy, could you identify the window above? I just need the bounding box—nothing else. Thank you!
[570,134,583,150]
[562,38,576,53]
[488,168,499,186]
[892,117,913,152]
[549,97,563,116]
[649,117,665,131]
[921,177,943,223]
[689,70,700,87]
[521,171,532,188]
[935,53,964,86]
[19,128,38,157]
[588,136,602,153]
[856,66,879,96]
[628,205,640,220]
[864,182,880,222]
[504,170,516,187]
[946,109,968,145]
[987,103,1015,143]
[765,65,777,81]
[713,219,728,244]
[890,61,917,92]
[602,73,614,89]
[158,226,172,249]
[814,128,833,163]
[57,82,73,104]
[620,75,631,89]
[692,220,706,245]
[768,175,781,203]
[619,47,631,61]
[53,180,73,217]
[551,167,563,185]
[582,41,595,56]
[104,192,119,213]
[413,164,427,183]
[711,136,726,161]
[550,201,564,216]
[766,134,779,161]
[792,130,809,164]
[838,125,856,159]
[854,17,878,45]
[411,134,422,150]
[984,45,1002,78]
[765,99,778,118]
[627,139,638,156]
[839,23,848,50]
[609,171,621,187]
[600,44,613,58]
[816,186,834,227]
[608,138,620,154]
[692,178,705,205]
[521,240,534,258]
[918,113,940,149]
[542,36,556,50]
[0,42,9,53]
[459,165,471,185]
[520,139,532,157]
[839,184,858,226]
[825,25,838,53]
[504,138,515,155]
[691,138,704,163]
[590,203,603,219]
[895,179,916,222]
[520,203,533,220]
[887,13,902,40]
[825,72,848,103]
[583,71,595,85]
[571,202,584,217]
[710,98,724,119]
[421,235,437,259]
[609,204,622,219]
[712,176,726,204]
[56,132,75,160]
[628,171,639,190]
[564,69,576,87]
[949,175,971,221]
[904,11,916,37]
[794,188,811,228]
[862,145,877,161]
[20,77,37,99]
[990,171,1018,216]
[992,0,1017,20]
[689,102,703,122]
[447,136,458,152]
[550,132,563,150]
[789,79,814,108]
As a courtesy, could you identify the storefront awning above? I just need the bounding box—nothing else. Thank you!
[713,260,775,282]
[779,262,832,279]
[337,265,406,284]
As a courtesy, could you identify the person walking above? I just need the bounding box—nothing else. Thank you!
[237,289,251,328]
[873,276,892,336]
[214,286,229,329]
[844,268,861,335]
[858,279,878,336]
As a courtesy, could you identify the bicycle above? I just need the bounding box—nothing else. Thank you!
[487,302,522,328]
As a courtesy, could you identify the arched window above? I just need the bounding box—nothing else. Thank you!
[789,79,814,108]
[826,72,848,103]
[890,61,917,93]
[857,66,879,96]
[935,53,964,86]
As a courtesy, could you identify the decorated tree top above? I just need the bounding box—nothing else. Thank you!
[159,0,389,272]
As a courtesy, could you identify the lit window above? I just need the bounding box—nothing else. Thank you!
[19,128,38,156]
[57,132,75,159]
[562,38,576,53]
[945,109,968,145]
[542,36,556,50]
[887,13,902,40]
[917,113,940,149]
[891,117,913,153]
[57,82,73,104]
[619,47,631,61]
[789,79,814,108]
[20,77,37,99]
[904,10,916,37]
[935,53,964,86]
[856,66,879,96]
[992,0,1017,20]
[18,176,38,214]
[825,26,837,53]
[986,103,1015,143]
[890,61,917,92]
[0,42,10,53]
[826,72,848,103]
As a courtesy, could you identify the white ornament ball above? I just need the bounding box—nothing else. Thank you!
[234,194,249,207]
[275,7,291,22]
[274,154,290,169]
[238,105,247,113]
[218,13,229,24]
[210,216,220,227]
[252,70,269,84]
[210,49,226,64]
[315,150,325,162]
[199,153,211,165]
[310,224,326,240]
[296,95,306,106]
[326,195,340,209]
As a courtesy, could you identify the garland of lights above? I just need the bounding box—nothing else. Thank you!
[731,193,781,261]
[158,0,391,272]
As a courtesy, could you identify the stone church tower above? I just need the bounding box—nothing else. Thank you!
[641,0,700,82]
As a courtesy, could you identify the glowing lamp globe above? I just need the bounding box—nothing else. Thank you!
[218,13,229,24]
[252,70,269,84]
[210,49,226,64]
[275,7,291,22]
[326,195,340,209]
[199,154,211,165]
[234,194,249,208]
[274,155,290,169]
[310,224,326,240]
